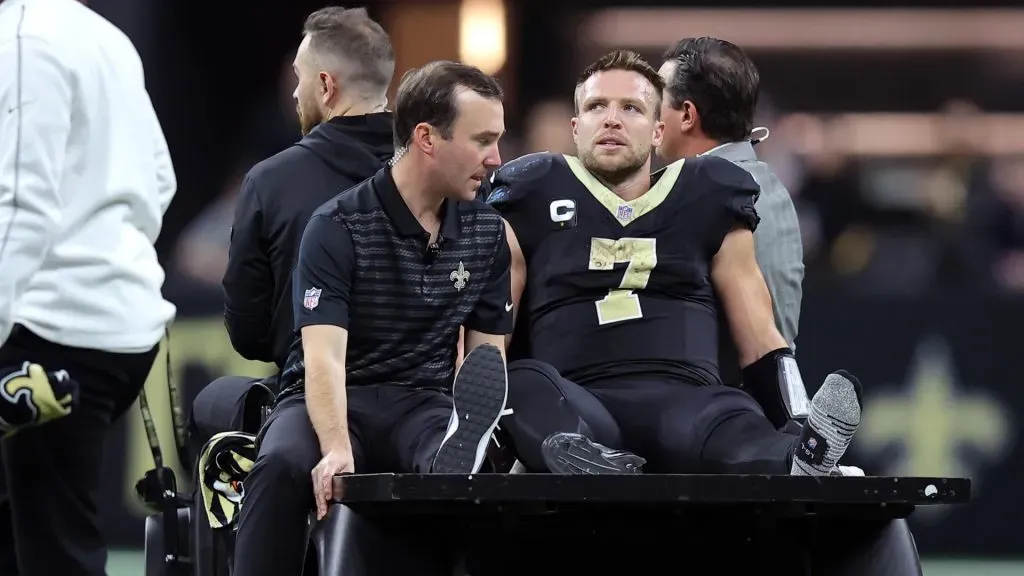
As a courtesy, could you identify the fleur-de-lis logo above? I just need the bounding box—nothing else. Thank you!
[450,261,470,291]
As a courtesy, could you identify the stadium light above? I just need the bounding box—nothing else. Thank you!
[459,0,507,75]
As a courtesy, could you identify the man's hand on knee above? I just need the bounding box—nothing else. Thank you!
[311,445,355,520]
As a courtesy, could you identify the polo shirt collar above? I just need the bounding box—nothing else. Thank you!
[372,168,461,240]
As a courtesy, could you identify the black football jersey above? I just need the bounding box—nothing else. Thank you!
[489,152,760,386]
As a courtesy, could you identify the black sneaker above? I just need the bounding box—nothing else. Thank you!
[540,432,646,475]
[432,344,508,474]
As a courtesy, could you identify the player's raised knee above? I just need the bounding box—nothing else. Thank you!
[507,358,563,381]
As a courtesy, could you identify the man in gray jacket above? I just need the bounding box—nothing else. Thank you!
[656,38,926,575]
[656,37,807,426]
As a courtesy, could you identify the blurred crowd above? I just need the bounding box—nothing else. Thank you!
[170,62,1024,301]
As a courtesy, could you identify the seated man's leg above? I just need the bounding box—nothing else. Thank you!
[595,373,862,475]
[233,394,367,576]
[701,371,864,476]
[386,386,458,473]
[685,385,801,474]
[500,359,633,473]
[384,344,510,474]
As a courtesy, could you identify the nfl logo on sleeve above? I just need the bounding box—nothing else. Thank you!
[303,287,322,310]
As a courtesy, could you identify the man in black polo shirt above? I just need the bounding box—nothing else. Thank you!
[232,61,512,576]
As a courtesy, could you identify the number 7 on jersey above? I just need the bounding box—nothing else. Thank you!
[588,237,658,325]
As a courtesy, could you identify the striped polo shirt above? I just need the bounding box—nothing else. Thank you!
[277,167,512,399]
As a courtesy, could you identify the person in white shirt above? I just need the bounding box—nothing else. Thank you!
[0,0,176,573]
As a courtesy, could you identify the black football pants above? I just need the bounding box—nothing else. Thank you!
[233,386,453,576]
[501,359,800,474]
[0,325,158,576]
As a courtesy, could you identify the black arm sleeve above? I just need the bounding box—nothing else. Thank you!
[222,173,275,361]
[727,184,760,232]
[708,156,760,233]
[292,214,356,331]
[463,223,514,335]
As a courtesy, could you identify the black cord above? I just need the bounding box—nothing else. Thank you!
[165,325,189,467]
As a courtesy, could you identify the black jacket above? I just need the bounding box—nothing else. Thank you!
[223,113,394,368]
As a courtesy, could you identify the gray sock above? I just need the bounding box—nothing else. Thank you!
[791,370,863,476]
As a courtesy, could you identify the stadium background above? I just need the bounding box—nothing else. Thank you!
[77,0,1023,573]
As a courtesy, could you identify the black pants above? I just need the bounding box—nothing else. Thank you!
[233,386,453,576]
[501,360,800,474]
[0,325,158,576]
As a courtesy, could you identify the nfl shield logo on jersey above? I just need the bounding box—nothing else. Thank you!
[616,204,634,222]
[303,287,322,310]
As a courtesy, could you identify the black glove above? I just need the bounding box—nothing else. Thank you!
[741,348,810,429]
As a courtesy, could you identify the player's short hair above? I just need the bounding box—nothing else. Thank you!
[302,7,395,97]
[662,37,759,143]
[392,61,504,150]
[574,50,665,119]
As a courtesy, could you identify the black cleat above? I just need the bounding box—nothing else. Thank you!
[540,432,646,475]
[432,344,508,474]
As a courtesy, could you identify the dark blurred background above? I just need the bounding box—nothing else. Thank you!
[82,0,1024,572]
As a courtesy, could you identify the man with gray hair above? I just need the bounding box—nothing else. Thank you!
[656,37,927,576]
[657,37,809,429]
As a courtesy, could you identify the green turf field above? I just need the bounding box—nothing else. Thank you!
[105,550,1024,575]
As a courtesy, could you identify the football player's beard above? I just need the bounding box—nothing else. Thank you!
[579,143,651,188]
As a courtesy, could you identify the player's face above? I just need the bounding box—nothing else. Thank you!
[572,70,664,183]
[293,35,326,136]
[656,61,685,161]
[434,90,505,201]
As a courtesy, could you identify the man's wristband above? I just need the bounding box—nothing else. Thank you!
[741,347,811,428]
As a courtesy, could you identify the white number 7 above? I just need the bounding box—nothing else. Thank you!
[588,237,658,325]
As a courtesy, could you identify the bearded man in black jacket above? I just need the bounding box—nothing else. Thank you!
[187,5,395,490]
[222,7,396,370]
[186,7,397,574]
